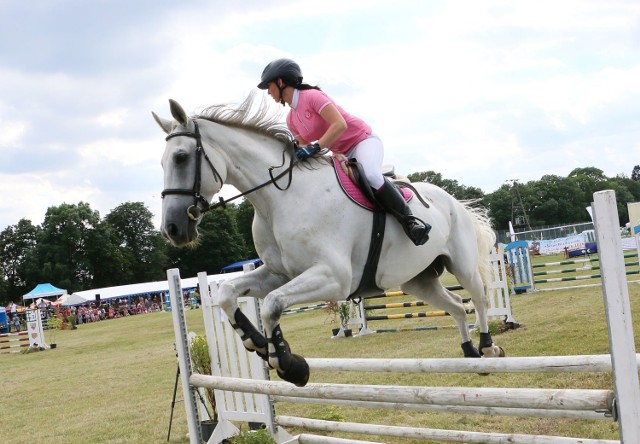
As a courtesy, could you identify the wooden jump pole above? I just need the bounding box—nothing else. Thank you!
[278,416,619,444]
[272,395,610,421]
[304,354,640,374]
[190,374,614,413]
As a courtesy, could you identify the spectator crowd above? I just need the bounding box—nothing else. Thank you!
[3,294,166,332]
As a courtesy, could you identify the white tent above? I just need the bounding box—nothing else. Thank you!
[70,271,245,303]
[55,293,90,306]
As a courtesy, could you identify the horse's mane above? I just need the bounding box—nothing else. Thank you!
[194,91,293,145]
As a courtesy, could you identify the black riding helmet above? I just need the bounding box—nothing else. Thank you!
[257,58,303,89]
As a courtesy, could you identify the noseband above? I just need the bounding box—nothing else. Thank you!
[161,119,297,221]
[161,120,223,220]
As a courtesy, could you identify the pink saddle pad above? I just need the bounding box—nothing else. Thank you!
[333,158,412,210]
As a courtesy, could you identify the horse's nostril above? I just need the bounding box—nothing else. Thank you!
[167,223,179,238]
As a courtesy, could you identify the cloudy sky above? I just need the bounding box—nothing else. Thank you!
[0,0,638,230]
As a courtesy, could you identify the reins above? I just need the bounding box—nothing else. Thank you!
[161,120,296,220]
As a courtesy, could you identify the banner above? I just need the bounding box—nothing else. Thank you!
[528,234,586,255]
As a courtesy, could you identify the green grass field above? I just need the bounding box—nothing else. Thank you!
[2,254,639,443]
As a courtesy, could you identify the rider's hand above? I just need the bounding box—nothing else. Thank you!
[295,142,321,160]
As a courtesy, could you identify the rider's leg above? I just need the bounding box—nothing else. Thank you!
[350,134,430,246]
[348,134,386,190]
[375,179,431,245]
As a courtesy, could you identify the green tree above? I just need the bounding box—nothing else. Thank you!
[105,202,168,283]
[236,199,257,258]
[407,171,484,200]
[0,219,39,304]
[602,176,638,225]
[483,184,512,230]
[529,175,585,226]
[24,202,120,293]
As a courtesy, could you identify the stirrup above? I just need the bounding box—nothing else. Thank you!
[404,217,431,246]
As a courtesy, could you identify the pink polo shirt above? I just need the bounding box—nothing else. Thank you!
[286,89,371,155]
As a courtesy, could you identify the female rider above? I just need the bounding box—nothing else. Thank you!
[257,58,430,246]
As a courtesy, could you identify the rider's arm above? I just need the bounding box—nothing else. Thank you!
[317,103,347,149]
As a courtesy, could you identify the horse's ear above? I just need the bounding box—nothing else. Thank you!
[168,99,190,127]
[152,111,173,134]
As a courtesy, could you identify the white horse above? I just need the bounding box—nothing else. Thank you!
[153,92,504,387]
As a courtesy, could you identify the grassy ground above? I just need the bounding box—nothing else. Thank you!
[1,258,638,443]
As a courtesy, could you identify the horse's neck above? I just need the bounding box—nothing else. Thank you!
[248,160,333,218]
[213,127,301,213]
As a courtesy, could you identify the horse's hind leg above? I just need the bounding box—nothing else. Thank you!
[454,270,504,358]
[402,273,482,357]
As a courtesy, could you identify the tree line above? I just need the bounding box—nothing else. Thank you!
[1,166,638,306]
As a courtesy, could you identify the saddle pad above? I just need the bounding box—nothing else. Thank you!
[333,158,412,210]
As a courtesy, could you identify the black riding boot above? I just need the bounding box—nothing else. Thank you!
[375,179,431,246]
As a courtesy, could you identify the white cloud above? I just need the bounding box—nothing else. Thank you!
[0,173,100,226]
[0,121,26,147]
[96,109,128,127]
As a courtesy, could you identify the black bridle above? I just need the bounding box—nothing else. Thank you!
[161,119,296,220]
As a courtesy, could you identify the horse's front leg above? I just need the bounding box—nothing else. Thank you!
[217,266,288,361]
[261,266,347,387]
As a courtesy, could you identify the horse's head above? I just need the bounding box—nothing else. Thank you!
[152,100,225,246]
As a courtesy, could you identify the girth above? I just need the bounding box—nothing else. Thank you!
[347,210,386,303]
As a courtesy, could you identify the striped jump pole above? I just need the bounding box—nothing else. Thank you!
[531,253,638,269]
[365,297,471,311]
[0,331,31,354]
[533,261,639,276]
[507,243,640,292]
[365,307,475,321]
[364,286,463,300]
[374,325,465,334]
[534,269,639,284]
[283,303,328,315]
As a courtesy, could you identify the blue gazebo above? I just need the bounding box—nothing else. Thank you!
[22,283,67,304]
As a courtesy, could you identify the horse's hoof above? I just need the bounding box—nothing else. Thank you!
[481,345,506,358]
[461,340,481,358]
[475,345,506,376]
[276,354,310,387]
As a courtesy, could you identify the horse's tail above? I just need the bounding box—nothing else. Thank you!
[463,202,496,287]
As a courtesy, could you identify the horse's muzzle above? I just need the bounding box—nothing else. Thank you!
[162,219,198,246]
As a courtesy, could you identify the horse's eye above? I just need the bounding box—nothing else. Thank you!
[174,152,189,164]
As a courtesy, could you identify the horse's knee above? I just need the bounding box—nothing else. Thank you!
[217,281,237,313]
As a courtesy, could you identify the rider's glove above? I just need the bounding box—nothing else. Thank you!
[295,142,321,161]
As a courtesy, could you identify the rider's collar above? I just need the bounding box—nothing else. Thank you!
[291,88,299,109]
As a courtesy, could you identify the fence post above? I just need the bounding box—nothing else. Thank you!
[593,190,640,443]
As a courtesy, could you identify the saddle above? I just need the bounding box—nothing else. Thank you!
[332,156,412,210]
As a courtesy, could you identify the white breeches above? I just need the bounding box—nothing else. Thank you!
[346,133,385,190]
